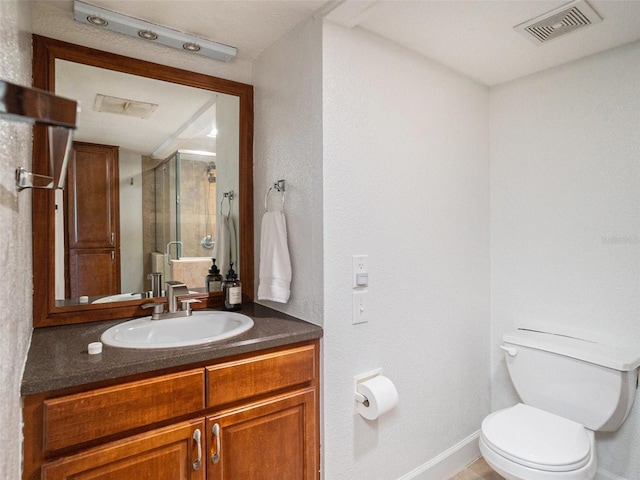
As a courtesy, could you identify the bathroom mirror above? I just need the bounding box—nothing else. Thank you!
[32,35,254,327]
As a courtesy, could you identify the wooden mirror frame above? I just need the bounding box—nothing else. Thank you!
[32,35,254,327]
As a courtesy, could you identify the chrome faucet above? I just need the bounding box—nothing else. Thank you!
[142,280,198,320]
[166,281,189,313]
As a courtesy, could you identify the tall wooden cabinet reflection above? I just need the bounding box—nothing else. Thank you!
[23,341,320,480]
[66,142,120,298]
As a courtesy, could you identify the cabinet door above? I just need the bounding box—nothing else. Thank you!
[206,388,318,480]
[42,419,206,480]
[67,142,120,298]
[67,142,119,249]
[68,248,119,298]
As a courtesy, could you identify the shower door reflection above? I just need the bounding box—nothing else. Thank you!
[150,151,238,291]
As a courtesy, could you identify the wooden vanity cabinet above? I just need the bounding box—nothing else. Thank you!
[23,341,319,480]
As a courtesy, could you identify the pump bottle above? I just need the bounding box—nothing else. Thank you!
[205,258,223,292]
[223,262,242,311]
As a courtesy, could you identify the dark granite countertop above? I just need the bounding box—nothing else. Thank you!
[21,303,323,396]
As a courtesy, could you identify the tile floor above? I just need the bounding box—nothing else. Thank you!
[449,457,505,480]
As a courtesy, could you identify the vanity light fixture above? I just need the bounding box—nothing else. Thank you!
[138,30,159,41]
[86,15,108,27]
[73,0,237,62]
[183,42,201,52]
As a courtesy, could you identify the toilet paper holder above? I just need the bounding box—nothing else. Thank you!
[354,391,370,407]
[354,368,382,409]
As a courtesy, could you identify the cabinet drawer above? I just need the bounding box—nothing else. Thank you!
[43,369,204,452]
[205,344,317,409]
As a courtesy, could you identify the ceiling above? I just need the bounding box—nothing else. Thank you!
[38,0,640,156]
[328,0,640,85]
[48,0,640,86]
[56,60,224,158]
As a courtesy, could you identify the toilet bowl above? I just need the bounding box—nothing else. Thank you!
[479,404,597,480]
[480,328,640,480]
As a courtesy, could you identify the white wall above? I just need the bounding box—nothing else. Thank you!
[119,150,144,293]
[253,17,324,323]
[490,41,640,479]
[321,24,490,479]
[0,1,33,478]
[253,19,491,479]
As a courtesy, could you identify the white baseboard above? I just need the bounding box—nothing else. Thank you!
[397,431,481,480]
[394,431,627,480]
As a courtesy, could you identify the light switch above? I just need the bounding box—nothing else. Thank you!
[352,291,367,324]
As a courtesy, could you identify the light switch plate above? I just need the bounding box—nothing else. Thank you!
[352,291,367,324]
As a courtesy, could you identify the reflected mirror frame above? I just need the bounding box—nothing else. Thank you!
[31,35,254,327]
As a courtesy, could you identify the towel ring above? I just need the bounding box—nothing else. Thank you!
[264,180,285,211]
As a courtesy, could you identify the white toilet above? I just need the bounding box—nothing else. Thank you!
[480,328,640,480]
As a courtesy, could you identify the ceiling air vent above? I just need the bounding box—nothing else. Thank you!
[515,0,602,45]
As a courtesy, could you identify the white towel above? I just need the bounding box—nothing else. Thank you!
[215,213,237,276]
[258,211,292,303]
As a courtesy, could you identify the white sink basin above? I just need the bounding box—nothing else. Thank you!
[101,311,254,349]
[92,293,144,304]
[92,291,198,304]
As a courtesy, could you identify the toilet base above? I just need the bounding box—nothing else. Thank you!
[479,433,597,480]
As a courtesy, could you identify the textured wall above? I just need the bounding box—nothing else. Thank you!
[0,1,33,478]
[322,24,490,479]
[252,17,323,323]
[490,41,640,479]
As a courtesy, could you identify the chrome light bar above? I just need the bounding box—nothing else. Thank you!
[73,0,237,62]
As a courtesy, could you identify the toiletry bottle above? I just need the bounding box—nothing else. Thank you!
[205,258,223,292]
[223,262,242,311]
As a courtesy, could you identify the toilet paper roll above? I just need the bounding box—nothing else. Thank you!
[356,375,399,420]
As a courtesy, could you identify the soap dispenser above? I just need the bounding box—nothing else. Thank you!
[223,262,242,311]
[205,258,223,292]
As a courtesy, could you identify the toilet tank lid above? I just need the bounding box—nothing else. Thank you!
[504,329,640,371]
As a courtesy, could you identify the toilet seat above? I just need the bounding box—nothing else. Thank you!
[481,404,591,472]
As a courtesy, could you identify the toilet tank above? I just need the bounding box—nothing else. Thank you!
[503,329,640,431]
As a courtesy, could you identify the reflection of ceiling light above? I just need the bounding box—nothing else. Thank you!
[179,149,216,157]
[151,96,217,159]
[207,127,218,138]
[73,0,236,62]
